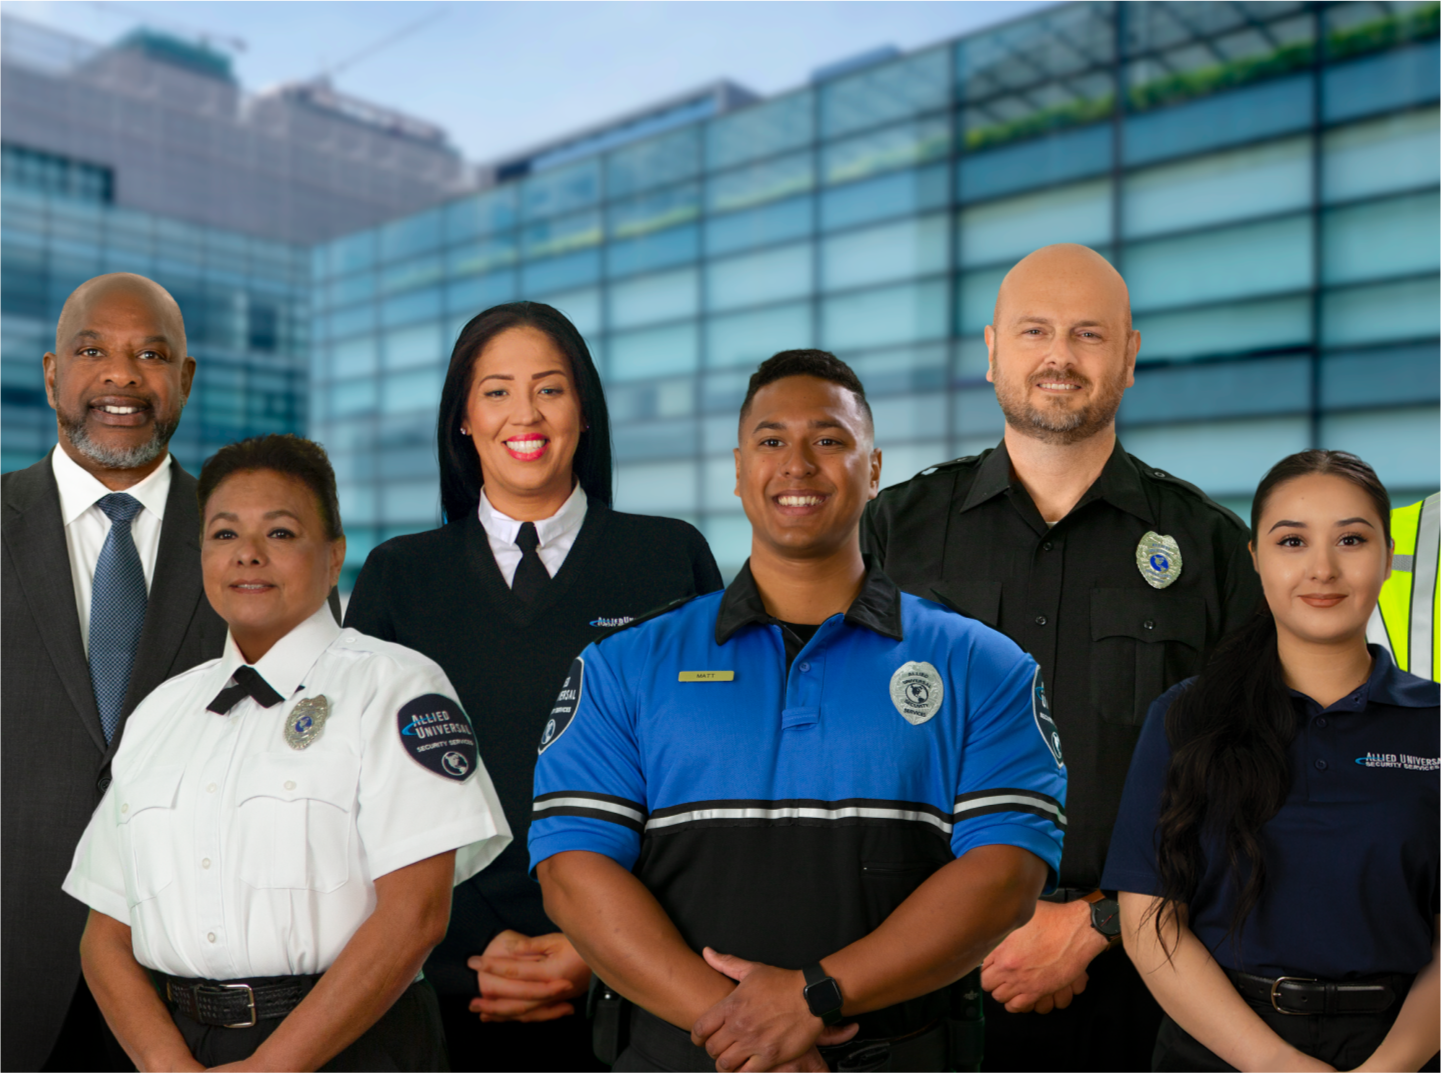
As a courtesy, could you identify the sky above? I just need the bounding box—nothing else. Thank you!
[4,0,1058,163]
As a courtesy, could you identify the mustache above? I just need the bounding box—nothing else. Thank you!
[86,394,156,411]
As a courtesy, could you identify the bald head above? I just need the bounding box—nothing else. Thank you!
[55,273,186,354]
[994,244,1131,331]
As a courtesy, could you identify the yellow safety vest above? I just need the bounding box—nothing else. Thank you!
[1367,493,1440,682]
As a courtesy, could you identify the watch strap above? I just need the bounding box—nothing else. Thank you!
[801,963,843,1025]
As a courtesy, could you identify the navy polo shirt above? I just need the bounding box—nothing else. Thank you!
[529,561,1068,983]
[1103,646,1439,980]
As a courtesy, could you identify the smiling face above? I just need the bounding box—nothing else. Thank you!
[44,274,196,482]
[735,375,881,563]
[986,245,1138,446]
[1251,472,1392,650]
[464,325,584,520]
[202,468,346,664]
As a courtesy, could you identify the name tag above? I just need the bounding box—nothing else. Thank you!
[678,671,735,682]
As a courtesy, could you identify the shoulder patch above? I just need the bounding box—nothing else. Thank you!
[398,694,477,781]
[1032,668,1064,769]
[539,657,584,755]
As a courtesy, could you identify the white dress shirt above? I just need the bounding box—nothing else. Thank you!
[62,605,512,980]
[51,446,171,657]
[477,483,588,587]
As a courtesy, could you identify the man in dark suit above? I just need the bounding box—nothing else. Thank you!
[2,273,226,1071]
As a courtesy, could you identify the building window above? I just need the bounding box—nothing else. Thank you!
[1,143,113,203]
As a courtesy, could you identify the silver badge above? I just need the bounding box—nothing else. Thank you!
[1136,531,1183,590]
[284,695,330,750]
[890,661,944,725]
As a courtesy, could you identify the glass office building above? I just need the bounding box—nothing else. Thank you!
[310,0,1436,584]
[1,182,309,475]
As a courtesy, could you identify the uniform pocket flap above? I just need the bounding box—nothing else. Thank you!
[237,752,360,810]
[1090,588,1206,649]
[117,765,185,823]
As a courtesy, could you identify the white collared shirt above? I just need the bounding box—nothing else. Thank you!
[62,605,512,980]
[477,483,588,587]
[51,446,172,656]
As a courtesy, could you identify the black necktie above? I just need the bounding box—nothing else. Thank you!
[511,522,550,603]
[207,665,284,715]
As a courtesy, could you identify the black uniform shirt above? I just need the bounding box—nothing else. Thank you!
[861,439,1261,889]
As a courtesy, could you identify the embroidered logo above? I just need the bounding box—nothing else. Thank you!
[1354,752,1440,771]
[590,616,634,628]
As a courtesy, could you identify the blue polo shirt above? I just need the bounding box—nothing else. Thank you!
[1103,646,1439,980]
[529,561,1067,989]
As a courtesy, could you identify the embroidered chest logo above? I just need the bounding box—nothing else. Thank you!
[590,616,634,628]
[1354,752,1440,771]
[284,695,330,750]
[890,661,944,725]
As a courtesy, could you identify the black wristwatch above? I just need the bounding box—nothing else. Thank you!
[1090,897,1121,940]
[802,963,844,1025]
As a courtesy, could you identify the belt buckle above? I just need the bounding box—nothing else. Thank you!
[1269,975,1317,1015]
[220,982,258,1029]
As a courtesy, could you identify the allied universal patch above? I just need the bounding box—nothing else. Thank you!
[284,695,329,750]
[890,661,944,725]
[679,670,735,682]
[398,694,477,781]
[539,657,584,755]
[1136,531,1183,589]
[1032,668,1064,768]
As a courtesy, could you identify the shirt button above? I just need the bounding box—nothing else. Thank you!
[1143,619,1155,630]
[284,780,297,791]
[201,858,211,870]
[798,662,810,673]
[1042,541,1054,552]
[207,932,216,943]
[1315,759,1327,770]
[206,783,217,794]
[1034,615,1047,626]
[120,803,129,814]
[1316,717,1328,728]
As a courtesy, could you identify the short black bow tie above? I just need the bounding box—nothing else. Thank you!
[207,665,284,715]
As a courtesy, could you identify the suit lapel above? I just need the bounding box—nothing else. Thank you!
[119,460,206,735]
[3,456,107,752]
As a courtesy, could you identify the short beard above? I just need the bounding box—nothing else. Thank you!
[58,406,177,470]
[994,367,1127,447]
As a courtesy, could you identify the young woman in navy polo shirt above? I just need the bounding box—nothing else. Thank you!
[1104,450,1439,1072]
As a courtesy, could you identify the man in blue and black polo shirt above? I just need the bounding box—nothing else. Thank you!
[531,350,1068,1072]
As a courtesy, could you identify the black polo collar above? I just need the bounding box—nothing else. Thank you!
[960,437,1155,526]
[715,557,904,645]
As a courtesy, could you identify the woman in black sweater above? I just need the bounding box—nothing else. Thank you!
[344,302,722,1072]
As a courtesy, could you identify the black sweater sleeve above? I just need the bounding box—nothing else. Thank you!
[342,543,396,641]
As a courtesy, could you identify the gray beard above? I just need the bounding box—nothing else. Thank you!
[995,377,1125,447]
[59,408,177,470]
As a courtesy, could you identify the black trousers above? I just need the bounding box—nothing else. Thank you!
[172,978,447,1071]
[41,977,134,1073]
[1153,1003,1440,1072]
[438,993,607,1072]
[981,944,1163,1072]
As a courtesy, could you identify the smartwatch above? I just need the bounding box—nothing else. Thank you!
[1090,897,1121,940]
[802,964,844,1026]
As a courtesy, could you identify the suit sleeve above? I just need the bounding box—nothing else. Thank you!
[343,544,395,641]
[950,637,1068,891]
[528,639,647,873]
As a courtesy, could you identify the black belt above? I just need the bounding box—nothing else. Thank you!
[626,1005,948,1072]
[162,973,322,1028]
[1225,969,1409,1016]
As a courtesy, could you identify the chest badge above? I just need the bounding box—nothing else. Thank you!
[890,661,944,725]
[284,695,330,750]
[1136,531,1183,589]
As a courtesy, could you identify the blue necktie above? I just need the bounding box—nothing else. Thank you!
[89,493,147,744]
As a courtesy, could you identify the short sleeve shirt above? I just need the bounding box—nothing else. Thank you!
[529,561,1067,975]
[63,605,512,980]
[1102,648,1439,979]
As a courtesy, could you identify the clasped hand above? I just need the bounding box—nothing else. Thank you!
[469,929,591,1022]
[690,948,858,1073]
[980,899,1107,1014]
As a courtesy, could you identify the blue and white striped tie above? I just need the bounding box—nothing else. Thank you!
[89,493,147,744]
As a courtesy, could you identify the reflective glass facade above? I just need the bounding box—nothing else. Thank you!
[1,184,309,475]
[314,1,1440,585]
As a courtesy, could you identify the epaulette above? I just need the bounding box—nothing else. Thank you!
[594,593,700,643]
[913,454,982,479]
[1138,463,1247,527]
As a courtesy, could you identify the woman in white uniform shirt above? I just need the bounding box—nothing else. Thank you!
[64,434,511,1071]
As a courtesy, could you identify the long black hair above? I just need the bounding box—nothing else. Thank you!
[1150,450,1391,956]
[436,301,613,523]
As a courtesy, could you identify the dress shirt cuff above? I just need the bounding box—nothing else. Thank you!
[367,816,512,887]
[61,872,131,925]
